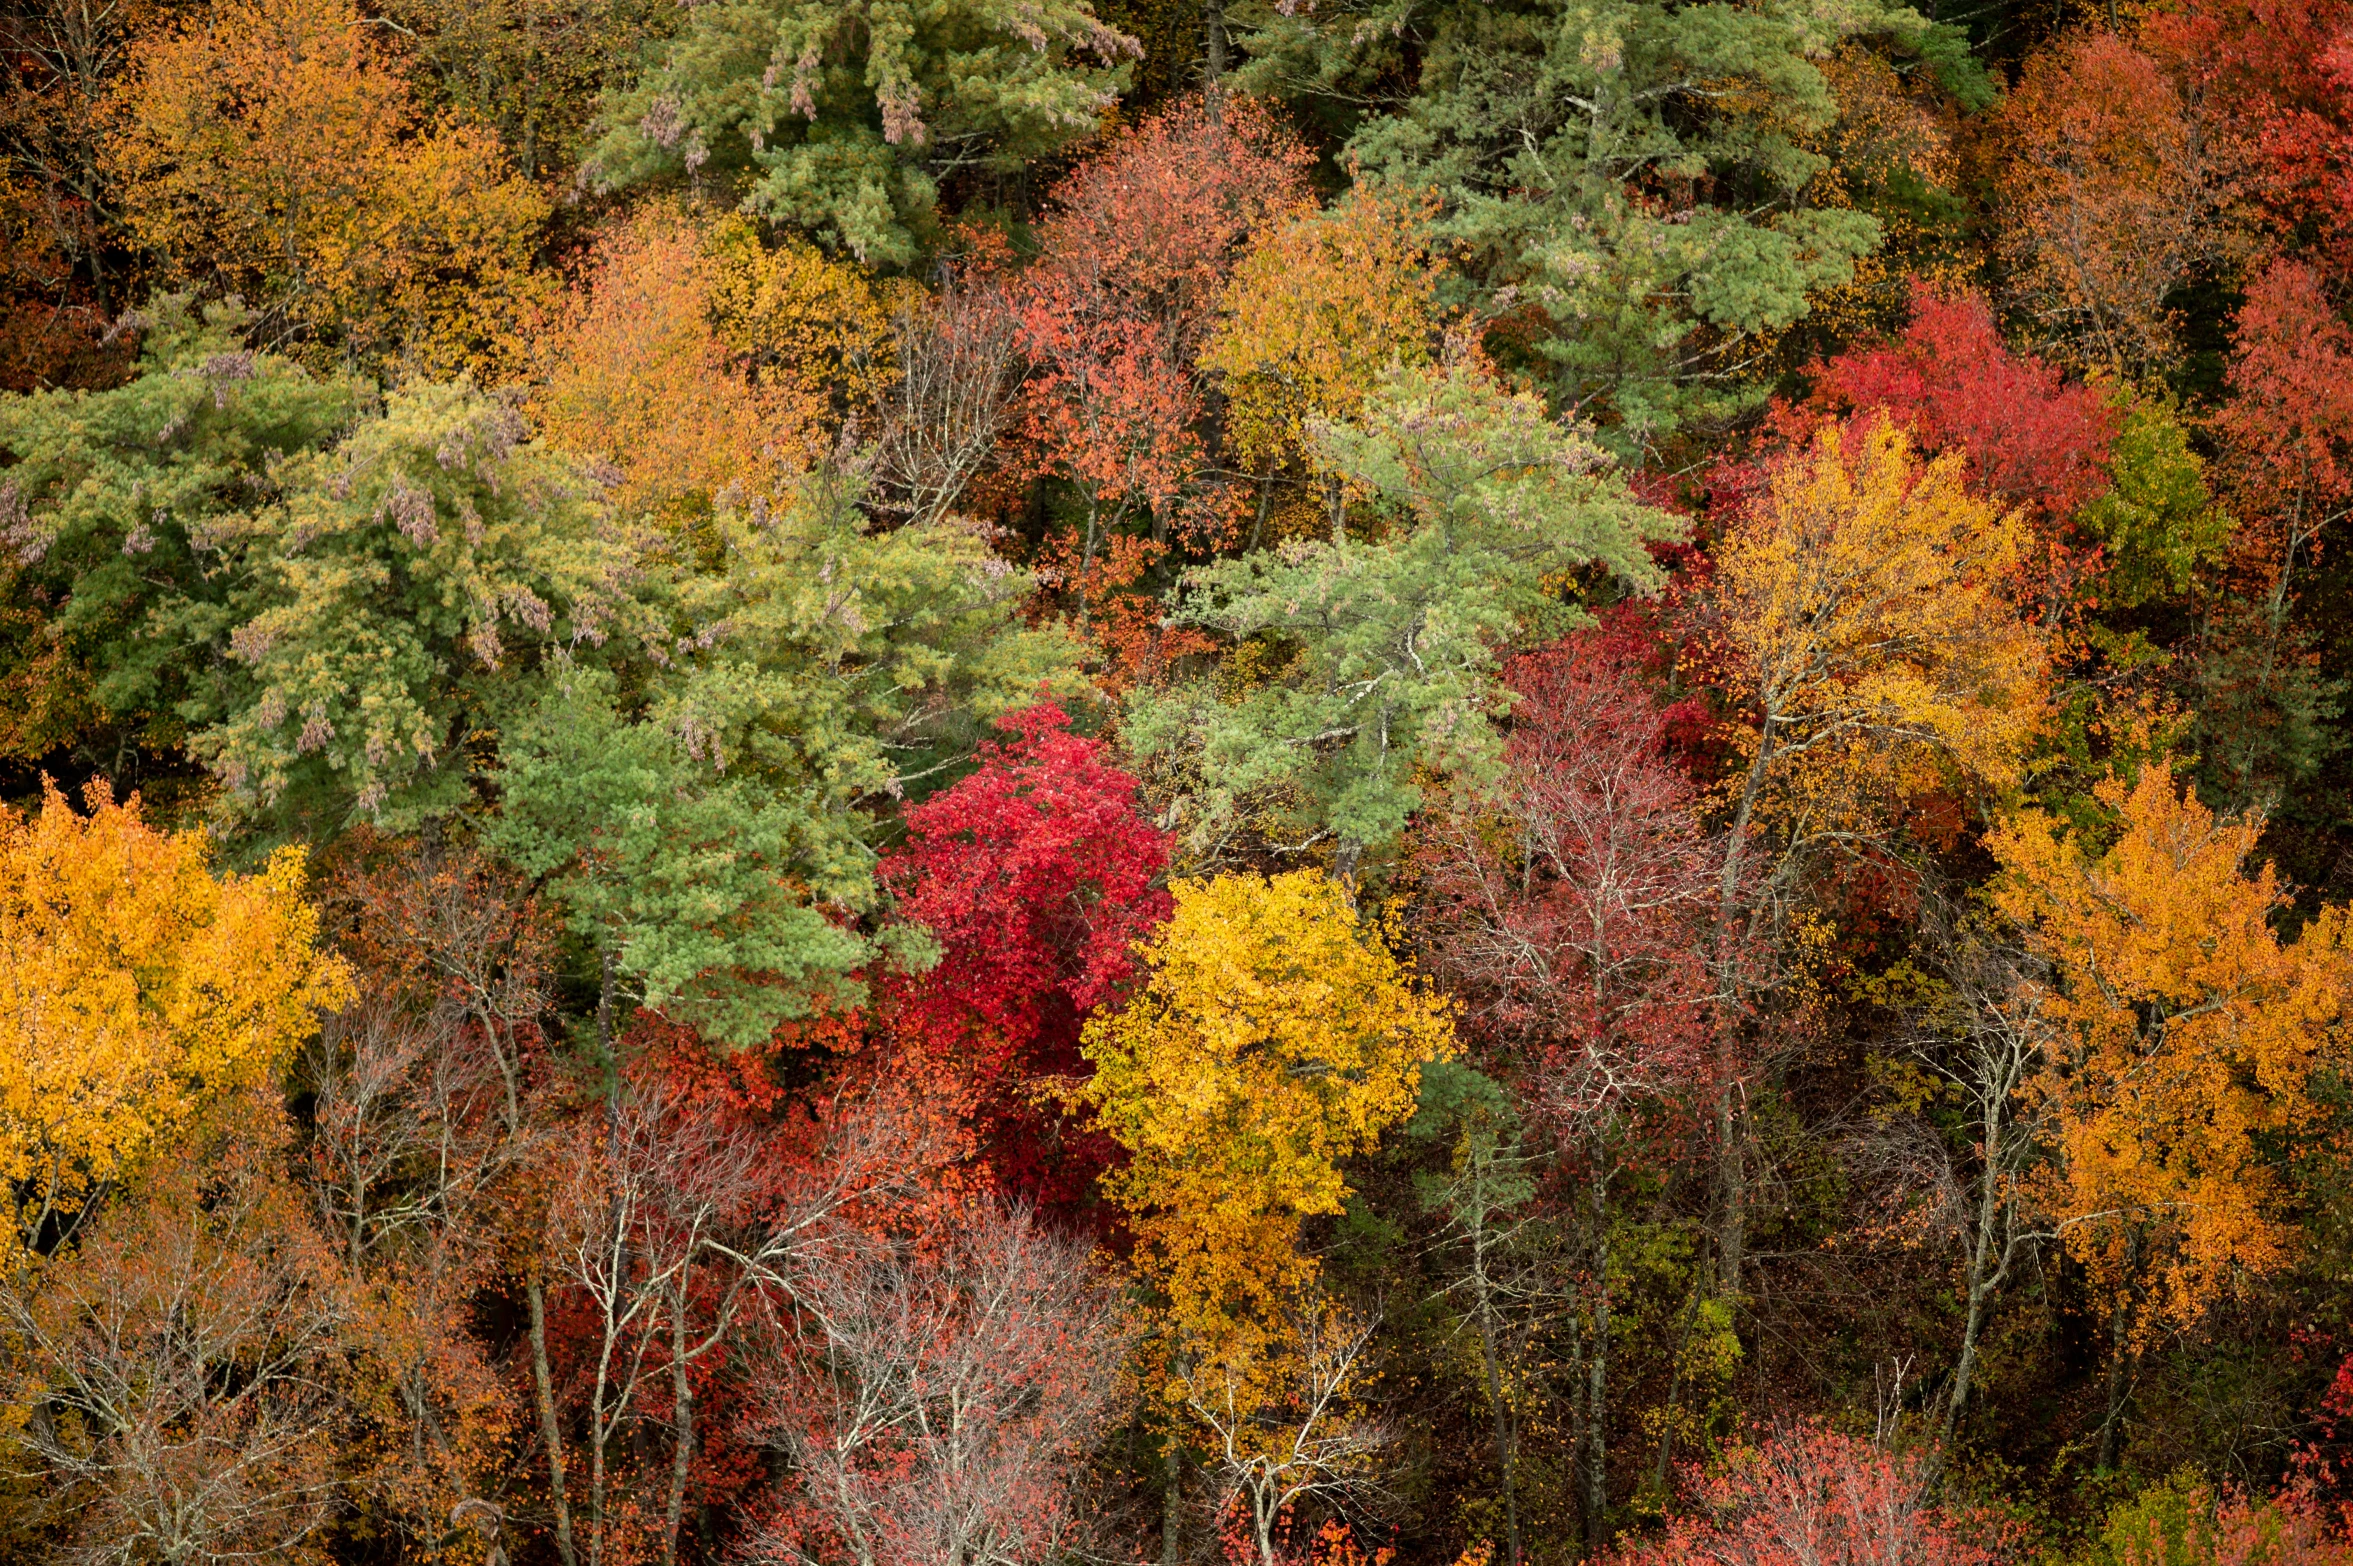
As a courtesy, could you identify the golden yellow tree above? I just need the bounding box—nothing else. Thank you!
[104,0,548,377]
[1707,416,2053,1291]
[1199,190,1444,542]
[1077,870,1454,1564]
[1714,417,2052,899]
[0,781,352,1253]
[1991,764,2349,1430]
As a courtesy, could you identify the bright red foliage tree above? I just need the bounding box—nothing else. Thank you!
[1810,281,2117,520]
[880,703,1172,1206]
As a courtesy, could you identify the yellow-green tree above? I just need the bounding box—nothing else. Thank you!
[1990,762,2351,1462]
[1199,190,1444,542]
[1077,870,1453,1564]
[104,0,549,378]
[0,781,353,1254]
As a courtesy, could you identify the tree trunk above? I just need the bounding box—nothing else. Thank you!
[661,1283,694,1566]
[1474,1304,1523,1566]
[1203,0,1229,81]
[1583,1175,1611,1558]
[1161,1437,1183,1566]
[528,1277,578,1566]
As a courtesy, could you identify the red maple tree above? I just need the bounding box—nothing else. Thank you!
[879,703,1172,1208]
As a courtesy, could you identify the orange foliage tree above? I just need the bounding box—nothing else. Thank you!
[1994,28,2245,376]
[103,0,548,376]
[1992,763,2352,1460]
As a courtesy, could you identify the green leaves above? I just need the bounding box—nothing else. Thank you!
[192,380,644,832]
[0,300,364,765]
[1242,0,1982,446]
[587,0,1135,266]
[1126,359,1679,862]
[486,469,1082,1047]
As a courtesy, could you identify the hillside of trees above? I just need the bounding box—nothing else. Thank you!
[3,0,2353,1559]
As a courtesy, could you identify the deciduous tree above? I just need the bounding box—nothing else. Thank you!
[879,702,1170,1204]
[1990,763,2352,1465]
[0,780,350,1255]
[104,0,550,375]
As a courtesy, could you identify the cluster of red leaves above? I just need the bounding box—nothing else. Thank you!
[879,703,1172,1208]
[1415,634,1728,1144]
[1807,282,2117,521]
[1003,99,1311,681]
[1613,1426,2009,1566]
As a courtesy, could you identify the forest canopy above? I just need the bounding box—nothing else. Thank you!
[3,0,2353,1561]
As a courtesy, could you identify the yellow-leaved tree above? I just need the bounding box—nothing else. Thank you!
[1991,762,2351,1465]
[0,782,352,1254]
[1199,190,1444,544]
[104,0,549,378]
[1076,870,1454,1566]
[1707,416,2054,1291]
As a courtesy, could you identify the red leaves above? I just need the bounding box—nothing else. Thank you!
[1617,1426,2008,1566]
[879,702,1171,1205]
[2225,260,2353,515]
[1810,282,2116,520]
[1414,634,1723,1135]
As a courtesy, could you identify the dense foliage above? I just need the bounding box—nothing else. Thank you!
[3,0,2353,1561]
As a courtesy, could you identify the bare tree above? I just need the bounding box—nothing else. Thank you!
[0,1133,359,1566]
[743,1200,1131,1566]
[871,274,1021,527]
[305,839,554,1561]
[1905,915,2055,1451]
[548,1078,952,1566]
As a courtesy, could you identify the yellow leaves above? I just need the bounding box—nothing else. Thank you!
[1079,870,1455,1340]
[104,0,549,379]
[534,207,901,530]
[1716,418,2051,829]
[1991,763,2352,1329]
[1200,189,1444,481]
[0,783,351,1253]
[704,214,905,444]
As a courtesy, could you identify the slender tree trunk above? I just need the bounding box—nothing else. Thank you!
[1651,1266,1705,1496]
[1583,1172,1611,1558]
[1474,1301,1523,1566]
[662,1283,694,1566]
[1710,719,1774,1301]
[1943,1126,2010,1448]
[1161,1436,1183,1566]
[1203,0,1228,80]
[529,1277,578,1566]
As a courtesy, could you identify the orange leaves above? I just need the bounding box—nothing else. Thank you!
[535,207,901,531]
[1991,763,2353,1330]
[1993,29,2244,375]
[105,0,548,377]
[535,209,790,529]
[0,781,351,1252]
[1201,188,1446,482]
